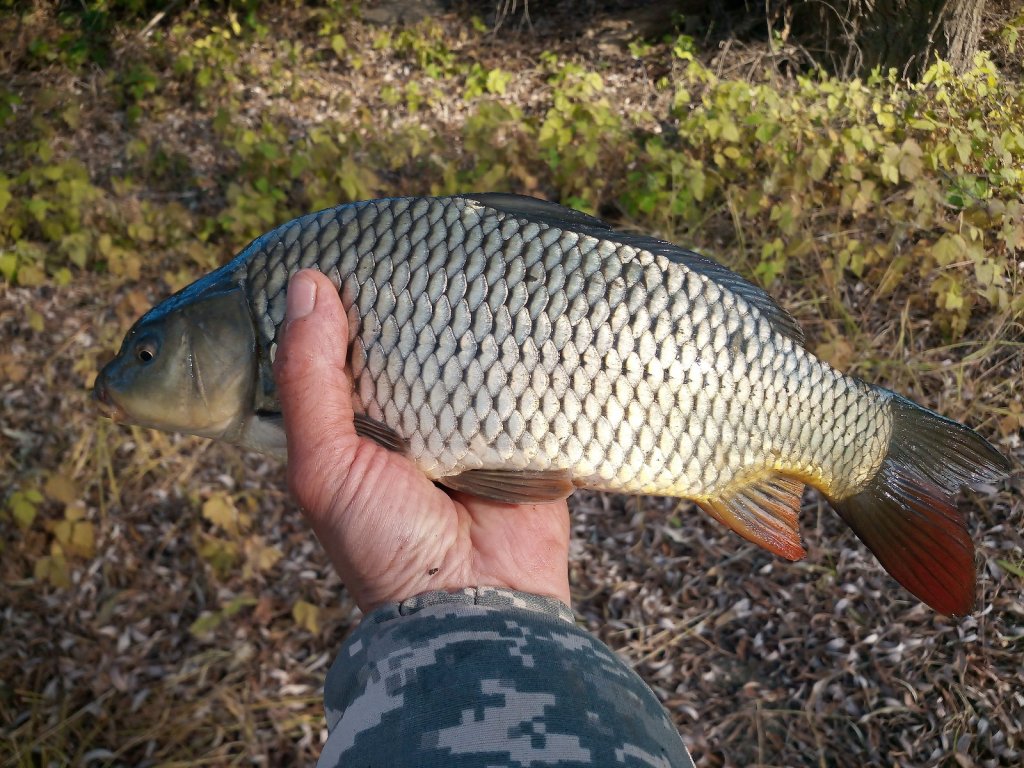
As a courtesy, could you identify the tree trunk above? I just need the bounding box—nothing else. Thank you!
[939,0,985,71]
[799,0,987,78]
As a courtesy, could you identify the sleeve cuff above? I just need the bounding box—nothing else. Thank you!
[366,586,577,626]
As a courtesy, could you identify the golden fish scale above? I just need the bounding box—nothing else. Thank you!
[236,196,891,501]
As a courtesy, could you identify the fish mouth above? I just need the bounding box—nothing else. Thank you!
[93,374,126,422]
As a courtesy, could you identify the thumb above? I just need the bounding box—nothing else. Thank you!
[273,269,359,512]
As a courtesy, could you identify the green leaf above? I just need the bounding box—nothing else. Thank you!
[0,175,10,214]
[996,559,1024,579]
[26,197,50,222]
[224,595,258,617]
[11,494,38,530]
[486,69,511,95]
[720,120,740,143]
[809,148,831,181]
[0,252,17,282]
[189,611,223,637]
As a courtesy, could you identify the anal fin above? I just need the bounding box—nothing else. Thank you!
[441,468,575,504]
[696,474,806,560]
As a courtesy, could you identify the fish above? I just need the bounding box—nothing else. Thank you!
[94,193,1009,615]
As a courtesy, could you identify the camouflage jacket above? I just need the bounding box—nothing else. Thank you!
[318,586,695,767]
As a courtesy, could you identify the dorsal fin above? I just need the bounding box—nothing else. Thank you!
[657,246,805,345]
[463,193,612,232]
[463,193,804,346]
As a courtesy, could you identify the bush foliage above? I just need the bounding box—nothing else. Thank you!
[1,4,1021,339]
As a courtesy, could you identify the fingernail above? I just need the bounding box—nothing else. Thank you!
[287,272,317,322]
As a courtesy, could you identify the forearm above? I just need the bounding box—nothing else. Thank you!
[318,586,694,768]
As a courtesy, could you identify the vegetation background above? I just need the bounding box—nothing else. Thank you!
[1,1,1022,765]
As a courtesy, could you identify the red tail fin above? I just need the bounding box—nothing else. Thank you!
[832,393,1008,616]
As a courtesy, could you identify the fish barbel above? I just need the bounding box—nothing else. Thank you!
[94,194,1008,615]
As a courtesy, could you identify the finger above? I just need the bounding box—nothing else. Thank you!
[273,269,358,512]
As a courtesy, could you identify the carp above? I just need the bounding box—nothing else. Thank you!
[95,194,1008,615]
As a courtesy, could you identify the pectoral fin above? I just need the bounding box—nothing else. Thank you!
[354,413,409,453]
[440,468,576,504]
[696,474,806,560]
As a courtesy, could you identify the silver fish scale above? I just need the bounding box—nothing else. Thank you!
[236,196,892,499]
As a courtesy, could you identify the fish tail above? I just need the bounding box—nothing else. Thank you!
[830,391,1009,616]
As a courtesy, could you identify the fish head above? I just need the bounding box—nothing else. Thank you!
[95,281,258,444]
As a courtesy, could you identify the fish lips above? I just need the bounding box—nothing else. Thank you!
[92,367,127,422]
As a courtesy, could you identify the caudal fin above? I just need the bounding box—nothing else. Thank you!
[831,392,1009,617]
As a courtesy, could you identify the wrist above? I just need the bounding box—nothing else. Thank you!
[361,586,576,626]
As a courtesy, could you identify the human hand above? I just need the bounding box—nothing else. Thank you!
[273,270,572,613]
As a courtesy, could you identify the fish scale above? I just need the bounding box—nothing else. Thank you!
[97,193,1009,616]
[319,196,847,487]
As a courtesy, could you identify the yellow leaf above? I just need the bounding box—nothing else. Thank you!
[65,502,87,522]
[44,473,79,505]
[292,600,320,634]
[35,554,71,588]
[975,259,996,287]
[899,140,923,181]
[202,494,239,534]
[126,290,153,317]
[815,337,854,370]
[257,545,283,571]
[932,234,965,266]
[242,536,282,578]
[1,355,27,383]
[17,264,46,286]
[53,519,73,546]
[69,521,95,557]
[28,309,45,333]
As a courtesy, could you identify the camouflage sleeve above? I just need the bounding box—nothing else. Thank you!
[317,586,695,768]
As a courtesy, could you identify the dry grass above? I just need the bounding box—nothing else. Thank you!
[2,3,1022,767]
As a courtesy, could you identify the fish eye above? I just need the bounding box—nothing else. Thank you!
[134,335,159,364]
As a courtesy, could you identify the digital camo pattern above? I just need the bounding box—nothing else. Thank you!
[318,588,695,768]
[235,195,891,501]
